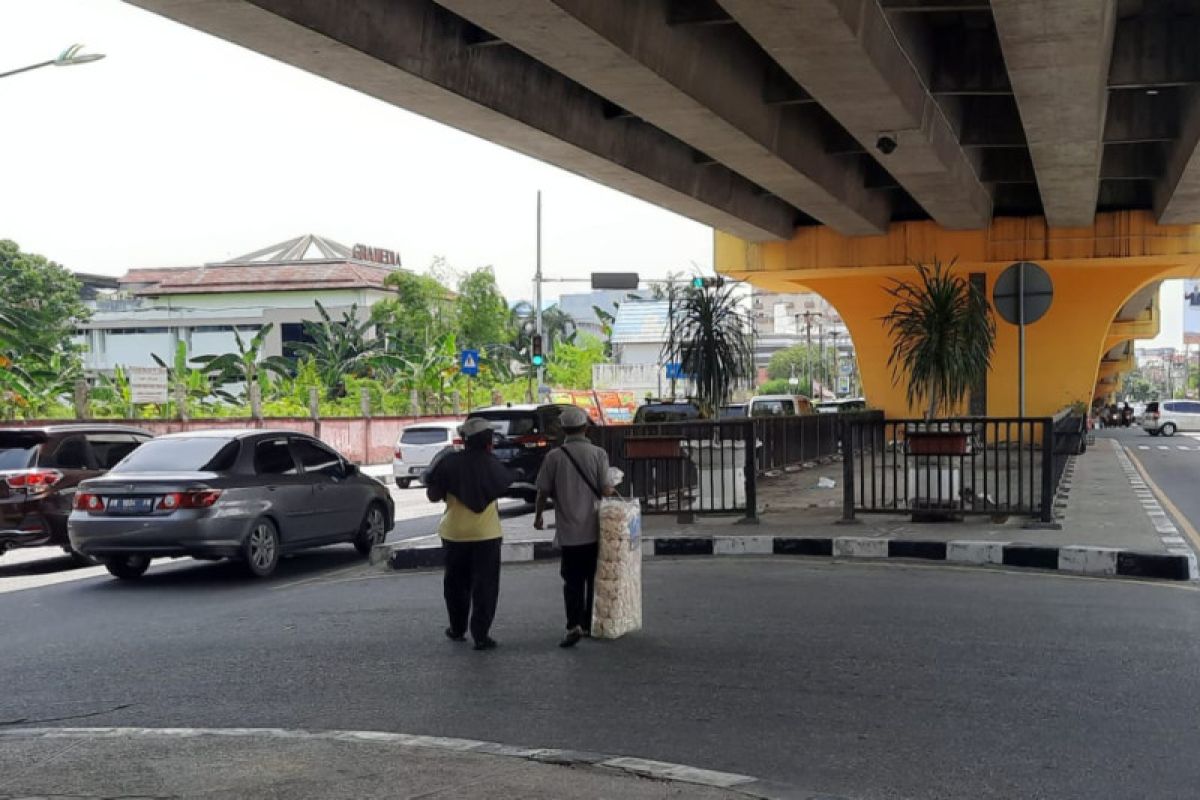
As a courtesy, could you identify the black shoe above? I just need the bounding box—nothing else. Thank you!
[559,627,583,648]
[473,637,498,651]
[445,627,466,642]
[581,628,592,638]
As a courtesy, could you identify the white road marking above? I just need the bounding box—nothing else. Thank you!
[1114,441,1197,574]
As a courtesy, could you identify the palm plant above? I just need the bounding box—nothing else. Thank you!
[191,324,291,403]
[881,259,996,419]
[152,341,213,413]
[661,280,754,416]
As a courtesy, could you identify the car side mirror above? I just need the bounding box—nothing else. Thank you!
[344,462,359,477]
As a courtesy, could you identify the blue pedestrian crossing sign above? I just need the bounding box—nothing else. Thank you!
[665,362,685,380]
[460,349,480,377]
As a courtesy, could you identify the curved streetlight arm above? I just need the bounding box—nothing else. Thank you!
[0,44,104,80]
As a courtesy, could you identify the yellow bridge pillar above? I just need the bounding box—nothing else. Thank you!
[716,212,1200,419]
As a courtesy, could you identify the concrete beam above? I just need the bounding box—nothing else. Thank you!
[717,0,992,229]
[436,0,890,235]
[1154,86,1200,224]
[123,0,799,241]
[990,0,1115,228]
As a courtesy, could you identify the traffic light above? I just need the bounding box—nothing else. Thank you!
[690,276,725,289]
[531,334,545,367]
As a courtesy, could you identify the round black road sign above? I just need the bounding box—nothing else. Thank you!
[993,261,1053,325]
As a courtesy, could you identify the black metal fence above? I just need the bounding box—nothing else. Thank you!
[588,413,873,520]
[840,410,1085,522]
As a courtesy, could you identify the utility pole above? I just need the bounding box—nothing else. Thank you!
[796,310,821,396]
[534,190,544,391]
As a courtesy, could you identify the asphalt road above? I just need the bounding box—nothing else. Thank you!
[4,555,1200,800]
[1105,426,1200,539]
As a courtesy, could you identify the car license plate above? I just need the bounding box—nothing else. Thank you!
[108,496,155,514]
[409,466,424,475]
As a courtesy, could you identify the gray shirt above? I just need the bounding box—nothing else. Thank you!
[535,434,611,547]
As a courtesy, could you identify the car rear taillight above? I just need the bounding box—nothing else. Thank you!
[452,438,464,449]
[158,490,222,510]
[74,493,104,512]
[394,447,403,460]
[5,469,63,494]
[513,435,549,449]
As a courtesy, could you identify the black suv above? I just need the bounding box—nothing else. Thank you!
[0,425,153,560]
[467,404,582,502]
[633,400,702,424]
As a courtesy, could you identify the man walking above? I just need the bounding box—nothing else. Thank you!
[425,418,514,651]
[533,406,613,648]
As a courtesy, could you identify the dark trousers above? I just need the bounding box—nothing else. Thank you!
[560,542,599,631]
[442,537,502,643]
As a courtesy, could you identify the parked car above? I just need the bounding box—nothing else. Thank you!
[719,404,747,419]
[814,398,867,414]
[1141,400,1200,436]
[633,400,702,424]
[1,425,153,562]
[747,394,814,417]
[467,404,582,502]
[392,421,462,489]
[68,430,394,580]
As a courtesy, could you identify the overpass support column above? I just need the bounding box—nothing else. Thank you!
[717,213,1200,419]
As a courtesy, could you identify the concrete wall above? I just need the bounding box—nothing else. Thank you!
[10,416,460,465]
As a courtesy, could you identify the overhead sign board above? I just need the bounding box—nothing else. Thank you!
[127,366,168,405]
[1185,281,1200,345]
[459,349,480,377]
[591,272,639,290]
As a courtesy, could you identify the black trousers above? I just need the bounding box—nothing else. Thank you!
[560,542,599,631]
[442,537,502,643]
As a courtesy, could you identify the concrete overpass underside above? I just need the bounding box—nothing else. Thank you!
[125,0,1200,416]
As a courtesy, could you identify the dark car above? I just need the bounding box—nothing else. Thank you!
[1,425,153,561]
[466,404,583,502]
[68,429,395,580]
[633,400,702,424]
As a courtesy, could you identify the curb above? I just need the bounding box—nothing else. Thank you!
[373,535,1194,581]
[0,727,838,800]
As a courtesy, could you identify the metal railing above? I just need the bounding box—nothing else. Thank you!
[840,411,1084,522]
[753,411,881,473]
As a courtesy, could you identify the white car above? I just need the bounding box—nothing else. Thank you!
[392,421,462,488]
[1141,400,1200,437]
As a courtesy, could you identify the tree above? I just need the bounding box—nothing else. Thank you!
[662,281,754,416]
[0,240,90,353]
[547,334,606,389]
[766,343,838,386]
[881,259,996,419]
[373,268,455,357]
[456,268,512,351]
[191,325,291,402]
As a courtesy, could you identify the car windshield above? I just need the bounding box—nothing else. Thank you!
[401,428,451,446]
[471,413,537,437]
[110,437,239,473]
[636,405,696,423]
[719,406,746,419]
[0,432,43,470]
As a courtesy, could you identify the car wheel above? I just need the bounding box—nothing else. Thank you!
[243,519,281,578]
[104,554,151,580]
[354,503,388,557]
[1149,429,1160,436]
[397,478,412,489]
[1163,423,1177,437]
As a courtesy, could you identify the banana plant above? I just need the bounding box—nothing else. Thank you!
[190,324,291,403]
[290,301,402,399]
[152,341,214,412]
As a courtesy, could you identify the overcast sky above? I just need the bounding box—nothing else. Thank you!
[0,0,1182,347]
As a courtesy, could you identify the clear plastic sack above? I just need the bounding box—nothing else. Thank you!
[591,496,642,639]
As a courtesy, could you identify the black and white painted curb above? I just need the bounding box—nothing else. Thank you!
[1112,439,1199,573]
[373,532,1195,581]
[0,727,831,800]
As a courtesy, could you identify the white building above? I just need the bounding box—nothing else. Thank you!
[78,235,403,372]
[593,300,671,397]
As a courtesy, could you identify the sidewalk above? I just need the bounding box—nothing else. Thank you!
[0,728,764,800]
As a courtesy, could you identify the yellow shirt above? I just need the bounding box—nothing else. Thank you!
[438,493,502,542]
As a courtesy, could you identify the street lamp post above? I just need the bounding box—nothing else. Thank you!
[0,44,105,81]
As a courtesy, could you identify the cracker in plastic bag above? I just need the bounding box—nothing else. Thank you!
[591,496,642,639]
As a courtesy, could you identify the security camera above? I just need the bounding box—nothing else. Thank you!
[875,135,897,155]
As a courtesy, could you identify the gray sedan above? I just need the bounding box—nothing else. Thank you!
[68,430,394,580]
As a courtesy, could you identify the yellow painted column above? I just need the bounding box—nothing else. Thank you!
[716,212,1200,419]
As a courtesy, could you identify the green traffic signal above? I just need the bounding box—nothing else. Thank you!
[532,354,545,367]
[691,276,705,289]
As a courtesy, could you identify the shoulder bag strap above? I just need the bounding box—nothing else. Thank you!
[559,443,602,500]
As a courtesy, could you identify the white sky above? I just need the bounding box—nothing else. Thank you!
[0,0,1182,347]
[0,0,712,304]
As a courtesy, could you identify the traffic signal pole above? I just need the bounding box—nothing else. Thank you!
[535,191,544,390]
